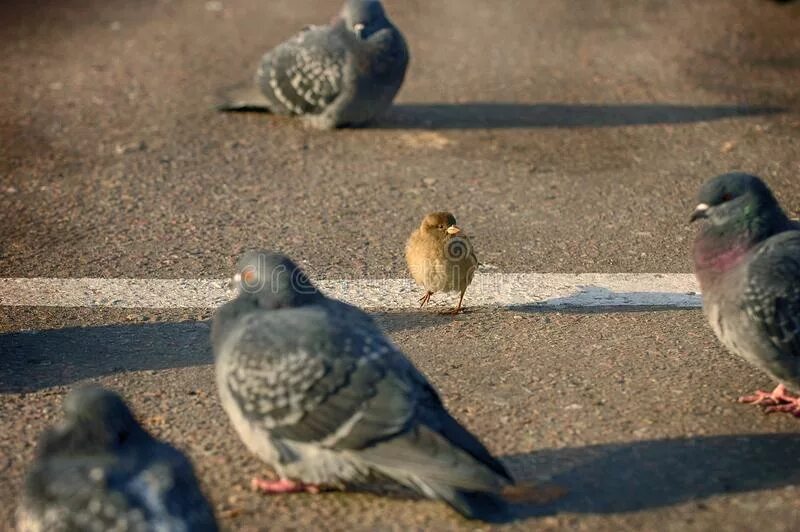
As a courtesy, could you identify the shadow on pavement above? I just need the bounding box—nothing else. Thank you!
[510,285,702,313]
[0,321,212,393]
[504,433,800,517]
[373,310,461,333]
[0,311,471,393]
[377,103,783,129]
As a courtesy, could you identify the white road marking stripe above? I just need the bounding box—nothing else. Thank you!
[0,274,701,309]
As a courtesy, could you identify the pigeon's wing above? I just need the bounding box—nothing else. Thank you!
[255,25,348,115]
[221,307,415,447]
[350,359,513,519]
[405,381,512,483]
[744,231,800,358]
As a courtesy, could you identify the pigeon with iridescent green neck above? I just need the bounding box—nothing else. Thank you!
[691,172,800,416]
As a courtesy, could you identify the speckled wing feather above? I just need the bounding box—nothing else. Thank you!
[220,305,414,447]
[255,25,346,116]
[744,231,800,358]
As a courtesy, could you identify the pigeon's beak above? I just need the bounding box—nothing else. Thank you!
[353,22,365,36]
[690,203,710,223]
[446,225,462,235]
[229,273,241,291]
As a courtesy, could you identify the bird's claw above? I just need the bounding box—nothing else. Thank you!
[418,291,432,308]
[738,384,800,416]
[763,402,800,417]
[738,390,783,406]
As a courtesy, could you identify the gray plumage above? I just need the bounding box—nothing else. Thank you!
[691,172,800,392]
[217,0,409,129]
[212,251,513,519]
[17,387,217,532]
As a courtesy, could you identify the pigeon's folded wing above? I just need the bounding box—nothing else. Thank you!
[256,26,347,115]
[222,309,510,491]
[744,231,800,358]
[222,310,414,447]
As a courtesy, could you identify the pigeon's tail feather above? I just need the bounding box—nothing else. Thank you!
[426,483,509,521]
[216,83,272,112]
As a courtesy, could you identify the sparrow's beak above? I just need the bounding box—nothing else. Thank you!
[446,225,462,235]
[690,203,710,223]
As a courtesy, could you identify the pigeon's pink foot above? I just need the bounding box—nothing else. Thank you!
[250,478,320,494]
[738,383,797,408]
[763,399,800,417]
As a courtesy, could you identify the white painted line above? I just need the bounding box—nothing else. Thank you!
[0,274,701,309]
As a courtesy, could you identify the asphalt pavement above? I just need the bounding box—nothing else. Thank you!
[1,0,800,530]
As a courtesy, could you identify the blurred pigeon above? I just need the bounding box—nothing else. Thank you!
[691,172,800,416]
[406,212,479,314]
[212,251,513,520]
[17,387,217,532]
[217,0,409,129]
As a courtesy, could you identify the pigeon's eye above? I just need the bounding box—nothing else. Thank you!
[720,193,734,202]
[242,268,257,285]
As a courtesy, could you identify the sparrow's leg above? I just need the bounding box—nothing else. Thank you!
[447,289,466,315]
[251,477,321,494]
[738,383,796,408]
[418,291,433,308]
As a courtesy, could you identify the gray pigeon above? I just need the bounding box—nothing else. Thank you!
[17,386,218,532]
[211,250,514,520]
[691,172,800,416]
[217,0,409,129]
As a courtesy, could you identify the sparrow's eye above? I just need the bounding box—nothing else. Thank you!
[437,224,445,229]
